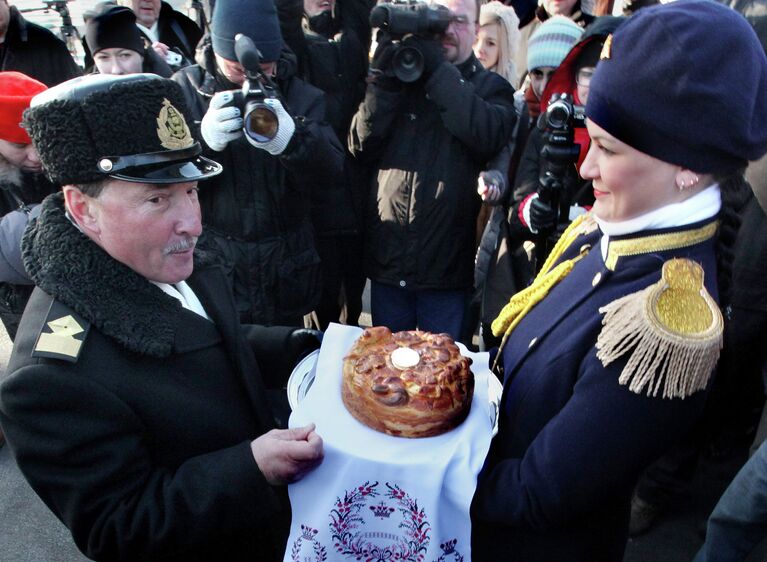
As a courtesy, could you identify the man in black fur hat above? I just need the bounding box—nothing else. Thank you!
[0,73,323,562]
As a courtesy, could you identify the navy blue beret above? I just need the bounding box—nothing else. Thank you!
[586,0,767,174]
[211,0,283,63]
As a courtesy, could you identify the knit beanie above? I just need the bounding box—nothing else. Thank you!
[24,74,221,185]
[211,0,283,63]
[527,16,583,71]
[85,6,145,56]
[586,0,767,174]
[0,72,47,144]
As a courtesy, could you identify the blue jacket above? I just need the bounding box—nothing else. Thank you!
[471,217,720,561]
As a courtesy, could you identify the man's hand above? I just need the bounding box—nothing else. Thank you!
[251,424,324,485]
[152,41,170,58]
[401,35,444,78]
[201,91,243,152]
[243,98,296,155]
[477,170,504,203]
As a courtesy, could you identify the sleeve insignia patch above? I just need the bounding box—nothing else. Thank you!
[33,302,90,363]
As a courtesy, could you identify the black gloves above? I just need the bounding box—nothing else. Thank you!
[530,196,557,233]
[287,328,323,363]
[401,35,444,78]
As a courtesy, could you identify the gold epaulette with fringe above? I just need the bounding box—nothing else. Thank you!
[596,259,723,399]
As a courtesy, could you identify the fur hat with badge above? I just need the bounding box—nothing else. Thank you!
[0,72,47,145]
[23,74,221,186]
[586,0,767,175]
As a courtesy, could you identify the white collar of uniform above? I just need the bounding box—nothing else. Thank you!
[136,21,159,43]
[595,184,721,261]
[151,280,211,321]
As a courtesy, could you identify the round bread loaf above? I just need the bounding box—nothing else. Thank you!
[341,326,474,438]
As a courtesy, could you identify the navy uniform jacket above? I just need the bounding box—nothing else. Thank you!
[471,217,719,561]
[0,195,293,561]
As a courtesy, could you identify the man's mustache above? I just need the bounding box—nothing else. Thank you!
[164,237,198,255]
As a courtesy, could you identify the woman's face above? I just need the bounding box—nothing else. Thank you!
[474,23,500,71]
[94,48,144,75]
[580,120,686,222]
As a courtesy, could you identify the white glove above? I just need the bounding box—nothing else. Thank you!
[201,90,243,152]
[244,97,296,156]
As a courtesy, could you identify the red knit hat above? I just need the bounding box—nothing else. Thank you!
[0,72,47,144]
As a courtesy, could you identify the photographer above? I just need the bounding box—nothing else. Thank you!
[274,0,375,328]
[128,0,203,70]
[350,0,516,340]
[172,0,344,326]
[510,17,620,268]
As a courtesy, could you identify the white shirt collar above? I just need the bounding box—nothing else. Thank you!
[136,21,160,43]
[594,184,722,260]
[151,280,211,320]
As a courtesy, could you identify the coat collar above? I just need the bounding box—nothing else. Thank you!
[22,192,217,357]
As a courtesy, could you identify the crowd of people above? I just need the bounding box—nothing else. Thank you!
[0,0,766,560]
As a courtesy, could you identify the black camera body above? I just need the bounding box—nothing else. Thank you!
[370,1,452,82]
[538,93,585,209]
[231,34,282,142]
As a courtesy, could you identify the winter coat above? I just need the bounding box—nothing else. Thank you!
[0,160,57,339]
[0,193,292,561]
[141,1,204,65]
[172,44,344,324]
[350,55,516,291]
[472,217,720,560]
[0,6,82,86]
[276,0,373,235]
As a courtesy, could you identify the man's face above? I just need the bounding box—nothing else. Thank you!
[82,180,202,284]
[529,66,556,100]
[214,53,275,85]
[0,139,42,173]
[94,48,144,75]
[543,0,577,16]
[0,0,9,38]
[434,0,477,65]
[304,0,335,18]
[131,0,161,27]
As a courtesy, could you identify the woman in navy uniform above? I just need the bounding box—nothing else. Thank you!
[470,2,767,560]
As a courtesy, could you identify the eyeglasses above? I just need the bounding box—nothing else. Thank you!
[450,14,472,27]
[576,68,595,87]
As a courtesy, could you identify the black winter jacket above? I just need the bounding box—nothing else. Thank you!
[172,44,344,324]
[0,6,82,86]
[143,1,204,65]
[276,0,374,235]
[350,55,516,290]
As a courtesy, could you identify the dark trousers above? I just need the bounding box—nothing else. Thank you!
[370,280,468,342]
[314,235,366,330]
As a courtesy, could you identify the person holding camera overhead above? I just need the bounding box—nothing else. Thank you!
[470,1,767,560]
[172,0,344,327]
[350,0,516,341]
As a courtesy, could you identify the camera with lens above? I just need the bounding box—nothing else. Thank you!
[369,0,453,82]
[538,92,585,210]
[230,34,282,142]
[534,93,585,267]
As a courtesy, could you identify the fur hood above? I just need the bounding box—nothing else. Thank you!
[21,192,214,357]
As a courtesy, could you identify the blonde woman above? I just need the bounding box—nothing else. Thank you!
[474,1,522,88]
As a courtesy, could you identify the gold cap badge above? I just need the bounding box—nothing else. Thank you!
[600,34,613,60]
[156,98,193,150]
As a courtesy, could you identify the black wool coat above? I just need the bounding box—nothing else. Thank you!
[0,6,82,86]
[0,194,292,562]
